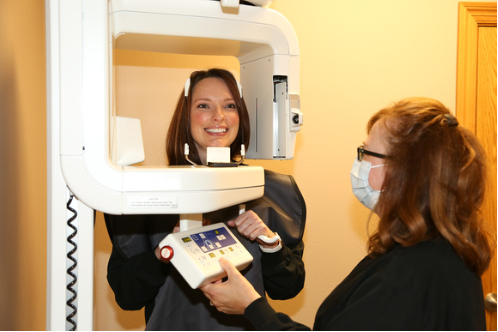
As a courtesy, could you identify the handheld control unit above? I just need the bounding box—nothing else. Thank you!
[158,223,253,289]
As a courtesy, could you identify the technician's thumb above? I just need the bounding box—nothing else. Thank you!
[219,257,239,279]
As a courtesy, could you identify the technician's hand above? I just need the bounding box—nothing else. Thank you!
[200,257,261,315]
[228,210,279,249]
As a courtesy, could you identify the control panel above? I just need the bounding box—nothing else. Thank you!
[158,223,253,289]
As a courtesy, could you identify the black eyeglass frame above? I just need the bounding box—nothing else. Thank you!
[357,145,389,162]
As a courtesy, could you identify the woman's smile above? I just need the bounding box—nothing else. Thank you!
[205,127,229,134]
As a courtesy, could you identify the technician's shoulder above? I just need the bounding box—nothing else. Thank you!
[316,238,485,330]
[389,239,469,273]
[385,238,479,286]
[392,239,485,329]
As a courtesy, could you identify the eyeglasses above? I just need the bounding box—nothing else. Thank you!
[357,145,388,162]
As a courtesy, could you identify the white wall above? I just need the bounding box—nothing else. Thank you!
[0,0,493,330]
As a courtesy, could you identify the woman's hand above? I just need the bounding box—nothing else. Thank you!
[228,210,279,249]
[200,257,261,314]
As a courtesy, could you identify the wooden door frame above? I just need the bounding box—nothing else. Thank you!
[456,2,497,330]
[456,2,497,131]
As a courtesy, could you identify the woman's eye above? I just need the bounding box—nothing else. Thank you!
[225,103,236,109]
[196,103,209,109]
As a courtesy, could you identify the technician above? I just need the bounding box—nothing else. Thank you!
[201,97,492,330]
[104,68,306,330]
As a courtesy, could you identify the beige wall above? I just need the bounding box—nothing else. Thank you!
[0,1,47,330]
[0,0,493,330]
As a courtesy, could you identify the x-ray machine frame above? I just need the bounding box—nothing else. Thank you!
[46,0,301,329]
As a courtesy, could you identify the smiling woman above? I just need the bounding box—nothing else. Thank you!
[189,77,240,165]
[166,69,250,166]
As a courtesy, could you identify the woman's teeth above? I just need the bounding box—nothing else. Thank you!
[205,128,228,133]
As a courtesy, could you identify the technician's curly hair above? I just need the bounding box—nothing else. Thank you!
[368,97,493,275]
[166,68,250,166]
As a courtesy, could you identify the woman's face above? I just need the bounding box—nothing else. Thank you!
[363,121,388,191]
[190,77,240,164]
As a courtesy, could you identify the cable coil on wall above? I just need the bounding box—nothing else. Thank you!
[66,193,78,331]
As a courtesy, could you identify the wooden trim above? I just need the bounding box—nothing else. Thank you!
[455,2,497,133]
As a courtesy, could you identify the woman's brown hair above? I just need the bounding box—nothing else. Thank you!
[368,97,493,275]
[165,68,250,165]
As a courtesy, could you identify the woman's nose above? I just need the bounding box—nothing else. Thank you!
[212,107,225,121]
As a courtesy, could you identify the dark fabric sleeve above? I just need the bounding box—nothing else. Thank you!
[261,241,305,300]
[246,170,307,300]
[104,213,175,311]
[107,245,171,310]
[244,297,311,331]
[251,170,306,249]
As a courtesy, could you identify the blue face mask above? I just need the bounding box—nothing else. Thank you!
[350,158,384,211]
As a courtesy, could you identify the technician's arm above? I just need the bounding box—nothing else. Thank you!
[201,258,310,331]
[107,246,170,310]
[261,241,305,300]
[244,297,310,331]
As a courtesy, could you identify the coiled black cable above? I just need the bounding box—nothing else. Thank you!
[66,193,78,331]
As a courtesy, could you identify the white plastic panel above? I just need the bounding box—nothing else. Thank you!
[58,0,83,157]
[110,0,297,58]
[112,13,290,62]
[112,116,145,166]
[241,54,301,159]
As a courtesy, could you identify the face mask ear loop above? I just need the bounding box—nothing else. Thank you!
[370,164,385,169]
[369,163,386,194]
[183,78,197,166]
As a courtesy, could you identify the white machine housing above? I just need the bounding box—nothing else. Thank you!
[55,0,302,216]
[47,0,301,329]
[158,222,253,289]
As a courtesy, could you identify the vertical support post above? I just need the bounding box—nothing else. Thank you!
[46,0,67,328]
[46,0,95,329]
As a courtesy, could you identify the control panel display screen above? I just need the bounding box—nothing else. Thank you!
[187,227,237,253]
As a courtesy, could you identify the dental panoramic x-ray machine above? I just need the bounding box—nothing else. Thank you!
[46,0,302,329]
